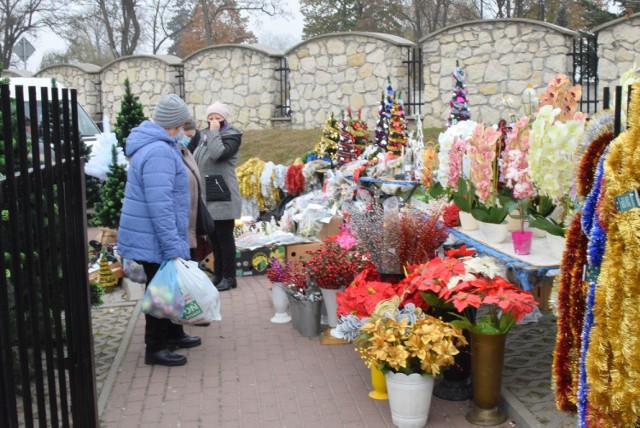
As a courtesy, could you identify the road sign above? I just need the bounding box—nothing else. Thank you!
[14,37,36,62]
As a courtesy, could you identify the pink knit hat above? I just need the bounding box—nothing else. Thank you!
[206,101,229,120]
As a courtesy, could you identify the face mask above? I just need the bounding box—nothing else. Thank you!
[175,130,190,147]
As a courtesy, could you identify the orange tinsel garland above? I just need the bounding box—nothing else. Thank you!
[552,212,588,412]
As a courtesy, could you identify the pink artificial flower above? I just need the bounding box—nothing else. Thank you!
[503,116,534,200]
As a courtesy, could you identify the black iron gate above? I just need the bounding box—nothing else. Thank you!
[275,57,291,118]
[403,47,424,117]
[569,31,599,115]
[0,83,98,427]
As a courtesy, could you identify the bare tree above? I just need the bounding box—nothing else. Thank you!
[0,0,62,68]
[196,0,285,47]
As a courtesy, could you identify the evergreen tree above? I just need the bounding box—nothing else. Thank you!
[313,112,340,161]
[114,78,145,150]
[448,64,471,127]
[91,145,127,229]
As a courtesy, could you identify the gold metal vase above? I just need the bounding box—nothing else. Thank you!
[466,331,508,426]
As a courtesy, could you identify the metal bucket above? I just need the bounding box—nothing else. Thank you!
[288,297,322,337]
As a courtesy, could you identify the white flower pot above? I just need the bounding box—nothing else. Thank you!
[270,282,291,324]
[545,231,566,260]
[458,211,478,231]
[476,221,509,244]
[319,287,341,328]
[385,372,435,428]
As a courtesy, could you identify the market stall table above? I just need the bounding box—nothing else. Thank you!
[354,176,422,203]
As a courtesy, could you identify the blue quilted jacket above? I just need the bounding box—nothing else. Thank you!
[117,120,190,263]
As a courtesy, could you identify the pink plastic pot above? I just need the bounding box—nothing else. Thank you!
[512,231,533,255]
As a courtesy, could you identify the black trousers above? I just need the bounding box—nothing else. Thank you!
[209,219,236,279]
[141,261,185,353]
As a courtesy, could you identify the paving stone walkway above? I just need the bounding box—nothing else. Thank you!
[92,274,580,427]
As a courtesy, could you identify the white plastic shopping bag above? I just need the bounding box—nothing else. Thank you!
[172,258,221,324]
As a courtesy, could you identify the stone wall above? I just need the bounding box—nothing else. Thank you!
[99,55,183,126]
[17,17,639,132]
[38,63,101,120]
[421,19,577,127]
[183,44,283,131]
[594,13,640,99]
[286,32,414,129]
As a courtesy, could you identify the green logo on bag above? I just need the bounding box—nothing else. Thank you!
[183,300,203,320]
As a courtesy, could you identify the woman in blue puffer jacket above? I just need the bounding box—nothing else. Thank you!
[117,94,201,367]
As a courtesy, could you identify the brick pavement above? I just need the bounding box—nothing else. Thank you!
[98,274,519,428]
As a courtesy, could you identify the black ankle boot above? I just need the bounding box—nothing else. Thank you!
[145,349,187,366]
[212,274,222,286]
[216,277,236,291]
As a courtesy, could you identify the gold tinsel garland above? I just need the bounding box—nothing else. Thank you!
[586,81,640,426]
[236,157,266,211]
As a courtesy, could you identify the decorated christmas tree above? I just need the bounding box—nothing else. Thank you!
[91,144,127,229]
[99,253,118,291]
[374,79,395,151]
[114,78,146,149]
[386,94,409,156]
[336,108,358,166]
[349,108,370,153]
[448,63,471,127]
[313,112,340,161]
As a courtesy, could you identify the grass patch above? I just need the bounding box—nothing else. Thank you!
[240,127,445,165]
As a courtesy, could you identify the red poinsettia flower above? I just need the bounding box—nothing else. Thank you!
[403,256,538,334]
[445,245,476,258]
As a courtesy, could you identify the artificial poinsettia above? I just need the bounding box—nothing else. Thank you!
[403,256,538,334]
[336,267,400,317]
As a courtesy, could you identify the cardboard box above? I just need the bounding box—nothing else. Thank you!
[235,245,286,277]
[317,216,344,241]
[286,242,324,263]
[531,281,553,311]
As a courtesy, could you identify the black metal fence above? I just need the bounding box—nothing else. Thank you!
[403,47,424,117]
[569,31,599,115]
[0,83,98,427]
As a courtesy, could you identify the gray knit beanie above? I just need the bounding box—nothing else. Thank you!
[152,94,192,129]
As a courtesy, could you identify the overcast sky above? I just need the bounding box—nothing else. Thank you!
[21,0,304,72]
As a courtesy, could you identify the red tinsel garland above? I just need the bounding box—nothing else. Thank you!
[285,164,305,194]
[577,132,613,197]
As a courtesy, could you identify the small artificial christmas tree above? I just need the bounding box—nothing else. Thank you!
[91,144,127,229]
[313,112,340,161]
[114,78,146,149]
[447,63,471,127]
[386,94,409,156]
[374,78,395,151]
[99,253,118,291]
[349,108,371,154]
[336,108,359,166]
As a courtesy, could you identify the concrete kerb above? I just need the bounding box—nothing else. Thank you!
[502,386,539,428]
[97,300,141,416]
